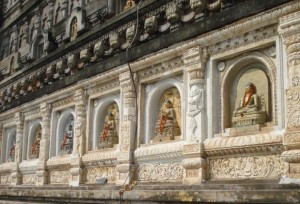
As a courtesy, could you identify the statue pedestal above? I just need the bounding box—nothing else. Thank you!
[151,136,174,143]
[223,124,262,137]
[232,111,267,127]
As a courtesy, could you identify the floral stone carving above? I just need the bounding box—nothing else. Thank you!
[209,155,284,180]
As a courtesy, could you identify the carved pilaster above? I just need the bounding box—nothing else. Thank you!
[278,11,300,182]
[69,88,86,186]
[36,102,51,186]
[182,144,206,184]
[10,112,24,185]
[183,46,208,142]
[116,71,137,185]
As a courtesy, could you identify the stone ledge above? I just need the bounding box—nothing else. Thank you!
[0,183,299,203]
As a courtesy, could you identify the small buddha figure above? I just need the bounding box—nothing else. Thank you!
[31,132,41,159]
[123,0,136,11]
[60,122,74,154]
[70,17,78,38]
[232,82,267,127]
[154,99,181,140]
[8,143,15,162]
[99,112,118,149]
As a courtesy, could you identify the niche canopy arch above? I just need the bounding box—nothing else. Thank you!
[221,52,276,130]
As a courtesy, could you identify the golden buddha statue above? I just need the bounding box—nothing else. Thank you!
[124,0,136,11]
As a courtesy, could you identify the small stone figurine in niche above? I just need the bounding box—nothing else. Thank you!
[99,112,118,149]
[60,118,74,154]
[232,82,267,127]
[30,127,42,159]
[7,142,15,162]
[124,0,136,11]
[154,99,181,142]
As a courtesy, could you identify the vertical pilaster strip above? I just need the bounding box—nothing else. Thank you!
[116,71,136,186]
[36,102,51,186]
[11,112,23,186]
[69,88,86,186]
[182,46,208,184]
[278,11,300,182]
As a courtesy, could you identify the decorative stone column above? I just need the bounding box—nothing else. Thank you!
[181,46,208,184]
[69,88,86,186]
[11,112,24,186]
[61,0,69,19]
[116,71,136,186]
[36,102,51,186]
[279,11,300,183]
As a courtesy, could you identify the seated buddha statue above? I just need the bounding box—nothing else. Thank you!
[154,99,181,140]
[99,112,118,149]
[60,123,73,154]
[31,132,41,159]
[232,82,267,127]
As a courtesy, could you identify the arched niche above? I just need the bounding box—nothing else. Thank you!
[49,108,75,157]
[1,128,16,163]
[222,52,276,130]
[144,78,183,144]
[26,120,42,160]
[70,17,78,38]
[92,95,120,150]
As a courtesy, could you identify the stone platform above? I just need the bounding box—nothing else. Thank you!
[0,181,299,203]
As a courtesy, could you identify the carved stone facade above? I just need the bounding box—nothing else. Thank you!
[0,0,299,203]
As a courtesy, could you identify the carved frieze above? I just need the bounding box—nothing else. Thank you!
[22,174,37,185]
[135,142,183,162]
[209,155,284,180]
[49,170,70,184]
[0,175,11,185]
[286,88,300,130]
[85,167,116,183]
[204,133,283,157]
[137,162,184,182]
[51,96,74,109]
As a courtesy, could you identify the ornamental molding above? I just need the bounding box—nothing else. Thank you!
[24,108,41,121]
[0,162,15,174]
[51,95,75,110]
[137,162,184,182]
[19,159,38,174]
[283,131,300,150]
[2,117,15,128]
[46,156,71,170]
[281,149,300,163]
[137,57,184,83]
[210,24,278,58]
[286,88,300,130]
[209,154,284,180]
[135,142,184,162]
[88,79,120,98]
[82,150,118,167]
[204,133,283,157]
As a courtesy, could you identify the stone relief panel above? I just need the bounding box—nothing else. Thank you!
[137,162,184,182]
[286,88,300,130]
[85,167,117,184]
[0,175,11,185]
[22,174,37,185]
[209,155,284,180]
[49,170,70,184]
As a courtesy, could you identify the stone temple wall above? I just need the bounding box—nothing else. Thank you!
[1,0,300,203]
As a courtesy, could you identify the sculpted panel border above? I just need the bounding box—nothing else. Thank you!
[209,154,284,180]
[204,133,283,157]
[137,162,184,182]
[85,167,117,184]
